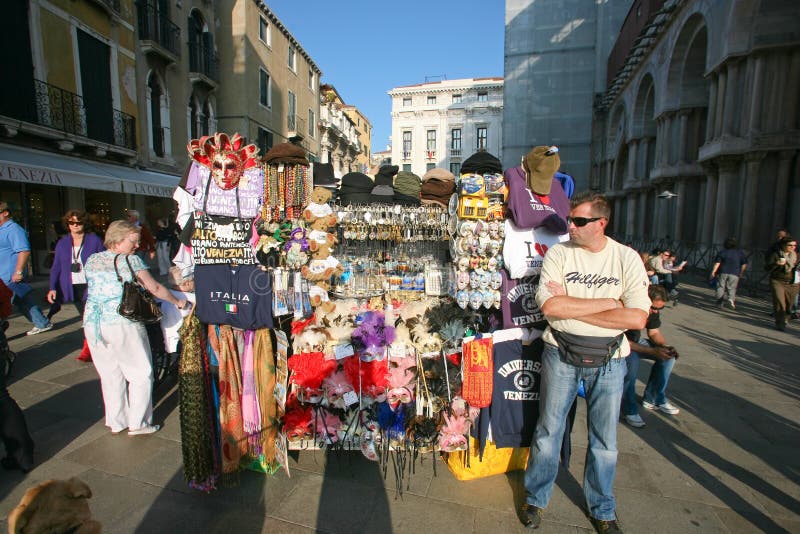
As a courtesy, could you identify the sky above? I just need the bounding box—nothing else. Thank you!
[265,0,505,155]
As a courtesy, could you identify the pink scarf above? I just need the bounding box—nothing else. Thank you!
[240,330,261,455]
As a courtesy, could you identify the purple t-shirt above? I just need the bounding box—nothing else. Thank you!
[501,270,547,331]
[504,166,569,234]
[186,162,263,218]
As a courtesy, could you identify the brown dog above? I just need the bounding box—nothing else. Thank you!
[7,477,102,534]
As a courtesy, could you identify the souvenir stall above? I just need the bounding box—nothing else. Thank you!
[172,131,572,491]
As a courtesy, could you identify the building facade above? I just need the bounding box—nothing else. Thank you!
[389,78,503,177]
[343,106,372,172]
[0,0,178,273]
[503,0,631,188]
[216,0,322,160]
[591,0,800,249]
[319,84,361,176]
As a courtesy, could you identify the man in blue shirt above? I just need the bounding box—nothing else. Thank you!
[0,201,52,335]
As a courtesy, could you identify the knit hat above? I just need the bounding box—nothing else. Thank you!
[460,151,502,175]
[422,168,455,183]
[375,165,398,186]
[393,192,421,207]
[393,171,421,198]
[313,162,338,187]
[264,142,309,166]
[420,178,455,208]
[339,172,374,205]
[522,146,560,195]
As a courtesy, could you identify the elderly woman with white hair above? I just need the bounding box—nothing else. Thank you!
[83,220,189,435]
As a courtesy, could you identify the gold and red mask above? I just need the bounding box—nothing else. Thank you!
[187,132,259,190]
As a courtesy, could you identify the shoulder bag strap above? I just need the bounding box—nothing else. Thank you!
[124,254,138,283]
[113,254,123,282]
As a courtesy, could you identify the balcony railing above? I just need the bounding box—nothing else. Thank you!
[402,151,411,160]
[426,150,436,159]
[152,126,167,157]
[450,148,461,157]
[287,114,306,138]
[136,2,180,58]
[112,110,136,150]
[11,79,136,150]
[33,79,87,137]
[188,43,219,82]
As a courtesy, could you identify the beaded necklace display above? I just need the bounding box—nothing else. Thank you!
[262,164,311,222]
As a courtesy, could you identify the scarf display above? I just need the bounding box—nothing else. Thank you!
[178,312,219,491]
[214,325,247,482]
[254,328,279,466]
[240,330,261,454]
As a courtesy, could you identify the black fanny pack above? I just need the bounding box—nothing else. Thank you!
[551,329,624,368]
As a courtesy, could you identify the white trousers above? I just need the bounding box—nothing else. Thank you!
[85,321,154,432]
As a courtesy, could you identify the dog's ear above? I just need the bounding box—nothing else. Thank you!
[67,477,93,499]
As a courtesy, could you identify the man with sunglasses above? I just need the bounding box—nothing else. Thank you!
[621,284,680,428]
[0,201,53,335]
[523,191,650,533]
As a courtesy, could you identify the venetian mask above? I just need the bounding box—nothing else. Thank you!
[188,132,259,190]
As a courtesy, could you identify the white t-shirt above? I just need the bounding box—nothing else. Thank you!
[71,245,87,285]
[535,237,650,357]
[503,220,569,279]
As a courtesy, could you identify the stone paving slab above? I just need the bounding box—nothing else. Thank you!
[1,278,799,533]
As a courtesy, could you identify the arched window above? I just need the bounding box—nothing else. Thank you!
[148,72,165,156]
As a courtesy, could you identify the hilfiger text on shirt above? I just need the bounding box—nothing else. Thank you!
[565,271,621,289]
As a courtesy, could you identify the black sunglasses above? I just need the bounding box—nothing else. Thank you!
[650,305,665,311]
[567,216,604,227]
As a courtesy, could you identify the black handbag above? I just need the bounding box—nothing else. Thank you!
[551,329,623,368]
[114,254,162,323]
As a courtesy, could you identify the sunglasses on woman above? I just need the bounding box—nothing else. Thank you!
[67,220,84,226]
[567,216,604,227]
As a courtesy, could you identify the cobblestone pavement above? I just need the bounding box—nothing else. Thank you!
[1,277,798,533]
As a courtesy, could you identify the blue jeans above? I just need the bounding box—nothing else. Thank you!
[622,343,676,415]
[525,343,626,521]
[13,292,49,329]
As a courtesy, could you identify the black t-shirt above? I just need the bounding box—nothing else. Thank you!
[625,311,661,344]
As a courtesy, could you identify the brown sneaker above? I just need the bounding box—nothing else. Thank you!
[590,516,623,533]
[522,504,543,529]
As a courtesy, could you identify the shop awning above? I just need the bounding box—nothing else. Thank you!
[0,144,179,198]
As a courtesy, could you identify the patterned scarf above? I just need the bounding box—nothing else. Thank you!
[215,325,247,482]
[240,330,261,454]
[178,312,218,491]
[254,328,278,465]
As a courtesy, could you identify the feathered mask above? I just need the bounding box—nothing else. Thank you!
[352,311,396,361]
[188,132,259,190]
[343,357,389,404]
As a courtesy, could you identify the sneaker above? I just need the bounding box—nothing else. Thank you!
[728,299,736,310]
[668,289,678,298]
[128,425,160,436]
[624,414,646,428]
[26,323,54,336]
[643,400,680,415]
[522,504,543,529]
[590,517,623,533]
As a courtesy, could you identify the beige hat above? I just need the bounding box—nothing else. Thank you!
[523,146,560,195]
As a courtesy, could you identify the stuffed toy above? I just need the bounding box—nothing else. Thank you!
[7,477,102,534]
[303,186,335,221]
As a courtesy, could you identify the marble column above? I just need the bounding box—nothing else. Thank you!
[613,197,623,236]
[654,118,664,167]
[740,152,766,247]
[713,156,741,244]
[674,179,686,241]
[638,190,648,237]
[748,55,765,134]
[640,137,651,179]
[625,193,638,239]
[605,160,613,191]
[773,150,796,232]
[714,68,727,139]
[627,139,639,185]
[705,73,718,142]
[678,110,690,163]
[701,163,718,244]
[783,51,800,130]
[722,61,740,136]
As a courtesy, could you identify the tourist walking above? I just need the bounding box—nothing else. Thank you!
[765,236,798,331]
[709,238,748,310]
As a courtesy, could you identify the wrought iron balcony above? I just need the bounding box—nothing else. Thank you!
[188,43,219,84]
[136,2,180,59]
[89,0,121,15]
[287,114,306,140]
[33,79,87,137]
[450,148,461,157]
[402,151,411,160]
[112,110,136,150]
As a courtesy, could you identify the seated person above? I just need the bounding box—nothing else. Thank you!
[647,249,681,297]
[621,284,680,428]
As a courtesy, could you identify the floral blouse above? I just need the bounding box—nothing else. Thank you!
[84,250,148,327]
